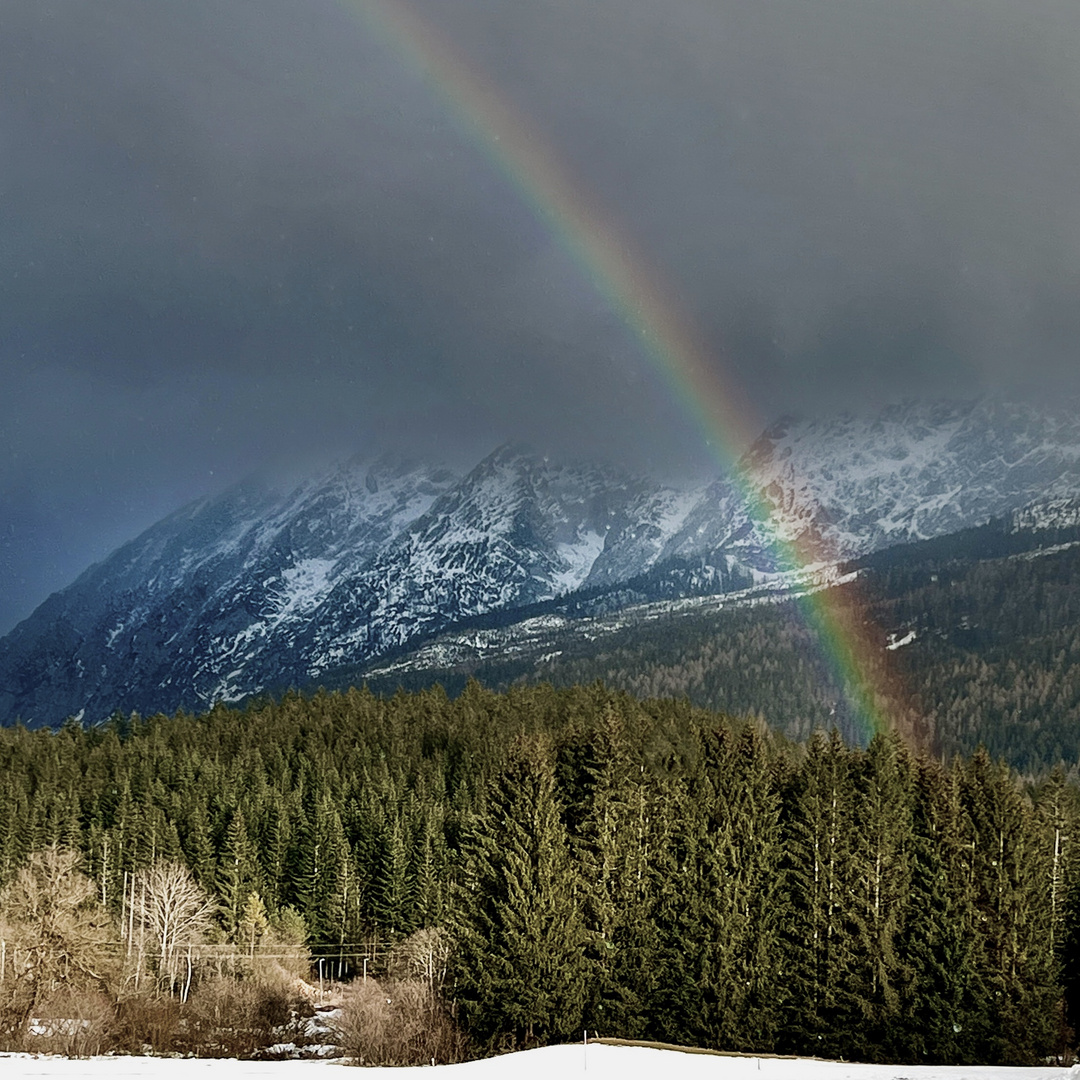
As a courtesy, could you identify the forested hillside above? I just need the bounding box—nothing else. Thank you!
[2,683,1079,1062]
[353,536,1080,774]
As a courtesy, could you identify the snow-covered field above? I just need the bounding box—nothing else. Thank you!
[1,1045,1076,1080]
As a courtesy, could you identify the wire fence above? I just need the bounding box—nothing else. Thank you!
[0,938,399,987]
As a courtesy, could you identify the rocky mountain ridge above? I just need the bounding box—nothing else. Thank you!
[3,398,1080,727]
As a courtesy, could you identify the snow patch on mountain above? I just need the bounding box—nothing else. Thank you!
[722,399,1080,562]
[1011,496,1080,533]
[552,530,606,595]
[267,559,338,621]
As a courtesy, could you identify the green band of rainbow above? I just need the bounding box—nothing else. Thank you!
[339,0,905,745]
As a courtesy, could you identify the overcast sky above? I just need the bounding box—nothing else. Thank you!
[3,0,1080,632]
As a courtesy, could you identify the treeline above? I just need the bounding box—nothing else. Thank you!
[1,682,1079,1062]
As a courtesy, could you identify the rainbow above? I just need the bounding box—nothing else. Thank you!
[337,0,912,747]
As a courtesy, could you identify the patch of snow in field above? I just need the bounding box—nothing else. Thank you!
[0,1044,1076,1080]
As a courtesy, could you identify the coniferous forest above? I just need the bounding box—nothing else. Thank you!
[1,681,1078,1063]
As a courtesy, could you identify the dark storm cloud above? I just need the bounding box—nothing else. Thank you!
[2,0,1080,629]
[411,0,1080,401]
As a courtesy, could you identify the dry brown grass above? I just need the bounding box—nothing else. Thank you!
[5,971,310,1058]
[336,976,466,1066]
[108,991,183,1055]
[0,987,115,1057]
[173,976,303,1058]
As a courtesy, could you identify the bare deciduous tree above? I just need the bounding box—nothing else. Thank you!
[389,927,450,994]
[132,862,214,993]
[0,847,116,1042]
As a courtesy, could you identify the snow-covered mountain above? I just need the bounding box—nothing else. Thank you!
[295,446,665,675]
[3,399,1080,727]
[736,399,1080,559]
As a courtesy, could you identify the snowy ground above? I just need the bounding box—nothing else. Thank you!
[1,1045,1076,1080]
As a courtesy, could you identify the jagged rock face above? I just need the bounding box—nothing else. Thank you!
[4,399,1080,727]
[661,399,1080,569]
[0,457,461,725]
[0,448,664,725]
[297,448,661,676]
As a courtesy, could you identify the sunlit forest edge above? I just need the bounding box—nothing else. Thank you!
[2,682,1079,1064]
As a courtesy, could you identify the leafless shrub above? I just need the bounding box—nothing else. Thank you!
[0,998,26,1052]
[336,975,465,1066]
[108,992,182,1055]
[177,977,258,1057]
[174,976,302,1058]
[0,847,118,1047]
[26,987,114,1057]
[387,927,450,991]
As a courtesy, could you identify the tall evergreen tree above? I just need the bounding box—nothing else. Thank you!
[960,750,1059,1063]
[452,737,589,1050]
[850,731,915,1055]
[371,810,417,936]
[216,809,260,933]
[895,758,980,1062]
[781,730,862,1057]
[287,794,354,947]
[575,706,663,1039]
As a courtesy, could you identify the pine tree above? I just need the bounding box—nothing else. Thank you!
[237,891,270,957]
[256,794,290,913]
[575,706,663,1039]
[707,722,786,1050]
[649,721,786,1050]
[181,804,216,891]
[645,763,698,1045]
[960,750,1058,1063]
[1055,776,1080,1050]
[288,794,358,951]
[411,807,448,929]
[371,811,416,936]
[217,810,260,933]
[849,730,915,1055]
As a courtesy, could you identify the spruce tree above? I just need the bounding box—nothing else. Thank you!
[781,729,861,1057]
[708,722,786,1050]
[895,757,980,1063]
[850,730,915,1055]
[961,750,1058,1063]
[217,809,260,933]
[576,706,663,1040]
[371,810,417,936]
[451,736,589,1050]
